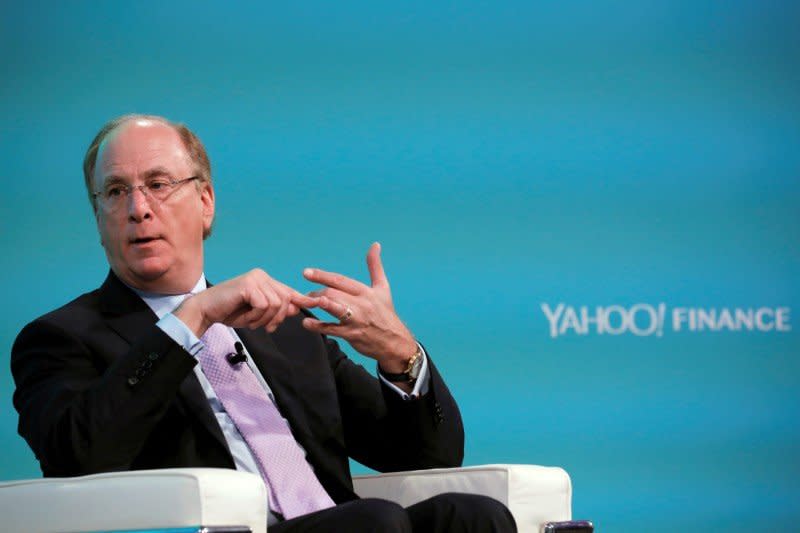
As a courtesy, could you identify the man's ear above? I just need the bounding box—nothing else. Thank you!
[201,181,215,235]
[94,206,105,247]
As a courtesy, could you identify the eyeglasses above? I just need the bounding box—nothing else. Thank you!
[93,176,200,211]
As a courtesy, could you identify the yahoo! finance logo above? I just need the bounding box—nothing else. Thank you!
[541,303,792,339]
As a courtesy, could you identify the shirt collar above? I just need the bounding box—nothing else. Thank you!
[127,274,207,320]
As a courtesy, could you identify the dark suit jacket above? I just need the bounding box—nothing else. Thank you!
[11,271,464,504]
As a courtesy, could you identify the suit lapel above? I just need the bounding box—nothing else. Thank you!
[97,271,231,455]
[98,270,159,344]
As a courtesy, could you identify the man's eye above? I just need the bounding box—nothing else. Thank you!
[105,186,125,198]
[148,180,170,191]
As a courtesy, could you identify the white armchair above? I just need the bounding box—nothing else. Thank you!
[354,464,573,532]
[0,464,576,533]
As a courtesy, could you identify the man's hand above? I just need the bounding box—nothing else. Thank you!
[173,269,318,338]
[302,242,418,373]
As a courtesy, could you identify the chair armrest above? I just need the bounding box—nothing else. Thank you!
[353,464,572,533]
[0,468,268,533]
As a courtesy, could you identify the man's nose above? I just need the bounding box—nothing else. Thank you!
[127,187,152,221]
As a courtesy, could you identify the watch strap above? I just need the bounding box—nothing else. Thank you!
[379,345,422,382]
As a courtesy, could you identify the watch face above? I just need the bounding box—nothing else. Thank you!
[408,356,422,380]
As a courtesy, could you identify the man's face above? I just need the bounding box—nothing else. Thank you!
[93,119,214,294]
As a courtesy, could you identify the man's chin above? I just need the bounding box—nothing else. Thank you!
[134,269,168,283]
[119,261,201,294]
[116,263,171,291]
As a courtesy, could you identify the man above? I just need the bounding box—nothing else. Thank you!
[11,115,515,531]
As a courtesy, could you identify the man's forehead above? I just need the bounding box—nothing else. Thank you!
[100,118,182,153]
[96,119,191,180]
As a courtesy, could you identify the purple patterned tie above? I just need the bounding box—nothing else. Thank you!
[198,322,335,519]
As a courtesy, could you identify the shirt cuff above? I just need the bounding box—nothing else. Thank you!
[156,313,204,357]
[377,343,431,400]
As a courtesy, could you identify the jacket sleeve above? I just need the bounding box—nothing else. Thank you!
[324,334,465,472]
[11,317,197,476]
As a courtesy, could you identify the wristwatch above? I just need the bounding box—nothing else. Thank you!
[379,345,423,384]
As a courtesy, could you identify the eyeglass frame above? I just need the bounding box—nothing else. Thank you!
[92,175,201,211]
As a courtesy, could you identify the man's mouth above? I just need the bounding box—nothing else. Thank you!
[130,236,161,245]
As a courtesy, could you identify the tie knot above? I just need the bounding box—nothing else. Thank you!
[200,323,236,354]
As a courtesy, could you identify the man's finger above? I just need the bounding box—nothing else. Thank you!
[239,305,268,328]
[226,307,256,329]
[308,287,348,303]
[265,299,290,333]
[366,242,388,288]
[236,286,272,327]
[303,268,365,296]
[272,280,319,309]
[290,291,320,309]
[317,296,352,322]
[302,317,346,337]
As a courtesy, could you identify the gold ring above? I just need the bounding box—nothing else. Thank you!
[340,306,353,323]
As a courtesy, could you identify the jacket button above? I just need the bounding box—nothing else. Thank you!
[127,376,139,386]
[147,352,159,361]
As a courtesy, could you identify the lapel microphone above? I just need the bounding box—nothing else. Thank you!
[226,341,248,365]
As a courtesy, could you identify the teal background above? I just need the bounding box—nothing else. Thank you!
[2,1,799,531]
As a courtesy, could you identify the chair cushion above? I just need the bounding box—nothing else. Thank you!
[353,464,571,533]
[0,468,267,533]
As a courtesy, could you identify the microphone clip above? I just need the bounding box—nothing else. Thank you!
[226,341,248,365]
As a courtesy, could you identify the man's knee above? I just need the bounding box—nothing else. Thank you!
[340,498,412,532]
[411,492,517,532]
